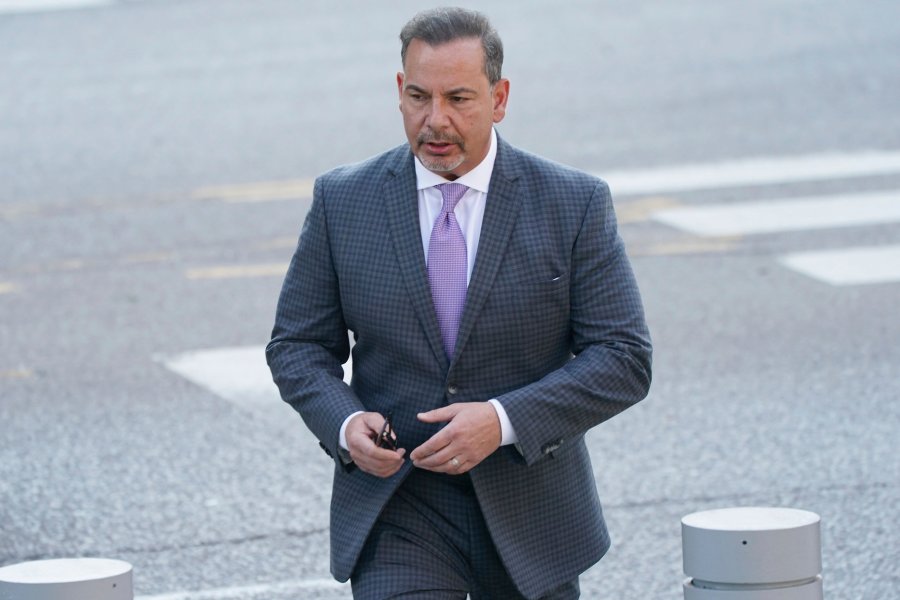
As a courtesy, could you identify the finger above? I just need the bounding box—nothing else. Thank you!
[345,415,397,455]
[351,444,406,478]
[346,412,383,440]
[417,404,460,424]
[449,456,467,473]
[410,427,459,468]
[359,460,404,478]
[366,448,406,476]
[411,444,456,470]
[348,427,401,457]
[409,427,453,462]
[416,451,467,474]
[341,412,407,477]
[348,412,402,450]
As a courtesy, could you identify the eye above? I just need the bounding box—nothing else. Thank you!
[449,96,467,104]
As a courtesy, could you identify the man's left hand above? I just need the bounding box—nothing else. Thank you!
[410,402,501,474]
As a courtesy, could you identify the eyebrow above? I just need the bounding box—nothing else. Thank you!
[404,84,478,96]
[444,87,478,96]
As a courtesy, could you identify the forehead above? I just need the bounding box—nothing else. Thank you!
[403,37,488,87]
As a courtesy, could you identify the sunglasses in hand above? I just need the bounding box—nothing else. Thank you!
[375,412,398,451]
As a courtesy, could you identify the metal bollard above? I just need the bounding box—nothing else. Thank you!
[682,507,823,599]
[0,558,132,600]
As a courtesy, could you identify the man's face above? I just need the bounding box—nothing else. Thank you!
[397,37,509,179]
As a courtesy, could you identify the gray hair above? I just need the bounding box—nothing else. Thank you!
[399,7,504,85]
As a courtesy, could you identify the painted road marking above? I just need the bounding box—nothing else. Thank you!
[160,345,352,451]
[602,151,900,195]
[779,244,900,286]
[0,281,20,295]
[188,151,900,208]
[136,577,347,600]
[192,179,315,203]
[252,236,297,251]
[162,346,280,409]
[1,367,33,380]
[629,237,739,257]
[651,191,900,236]
[52,259,86,271]
[0,0,111,14]
[0,204,39,219]
[160,345,352,411]
[185,263,288,280]
[122,251,175,265]
[615,196,680,224]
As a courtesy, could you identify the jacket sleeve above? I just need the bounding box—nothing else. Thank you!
[265,176,364,467]
[496,181,652,466]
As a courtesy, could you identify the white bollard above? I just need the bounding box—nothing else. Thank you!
[0,558,132,600]
[682,507,823,599]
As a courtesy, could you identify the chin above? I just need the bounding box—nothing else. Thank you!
[418,154,466,174]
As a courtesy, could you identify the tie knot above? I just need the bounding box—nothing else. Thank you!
[436,183,468,212]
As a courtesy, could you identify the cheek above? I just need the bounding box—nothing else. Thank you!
[401,105,425,127]
[401,111,428,145]
[460,114,492,140]
[399,107,417,130]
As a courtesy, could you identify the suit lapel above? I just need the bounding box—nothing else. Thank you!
[453,140,523,365]
[383,149,449,371]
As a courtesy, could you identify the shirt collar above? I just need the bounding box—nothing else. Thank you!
[414,128,497,193]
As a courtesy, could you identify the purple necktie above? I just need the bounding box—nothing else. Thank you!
[428,183,468,359]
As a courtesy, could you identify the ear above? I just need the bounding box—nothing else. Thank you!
[397,72,405,102]
[491,78,510,123]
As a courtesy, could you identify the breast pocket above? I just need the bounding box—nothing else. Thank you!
[497,269,571,321]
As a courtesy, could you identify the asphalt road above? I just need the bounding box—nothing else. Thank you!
[1,1,898,598]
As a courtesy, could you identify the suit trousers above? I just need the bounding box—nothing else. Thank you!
[350,468,580,600]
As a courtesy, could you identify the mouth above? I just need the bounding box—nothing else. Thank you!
[423,141,454,155]
[418,130,463,156]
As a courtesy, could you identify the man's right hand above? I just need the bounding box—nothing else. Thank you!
[345,412,406,478]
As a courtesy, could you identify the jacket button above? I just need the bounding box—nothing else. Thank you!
[447,384,459,395]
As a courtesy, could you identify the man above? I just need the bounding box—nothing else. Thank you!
[267,7,652,599]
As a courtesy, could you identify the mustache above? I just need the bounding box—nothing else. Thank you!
[417,130,464,147]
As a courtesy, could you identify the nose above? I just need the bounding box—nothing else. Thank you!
[425,97,451,129]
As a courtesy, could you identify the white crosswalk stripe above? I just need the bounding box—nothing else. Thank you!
[159,346,351,423]
[779,245,900,286]
[652,191,900,285]
[651,191,900,237]
[602,150,900,195]
[0,0,111,14]
[638,152,900,286]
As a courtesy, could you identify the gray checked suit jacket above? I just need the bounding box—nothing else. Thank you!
[266,135,652,599]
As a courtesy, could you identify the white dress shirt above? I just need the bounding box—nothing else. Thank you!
[339,128,518,452]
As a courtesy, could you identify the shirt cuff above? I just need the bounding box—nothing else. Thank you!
[339,411,365,451]
[488,399,518,446]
